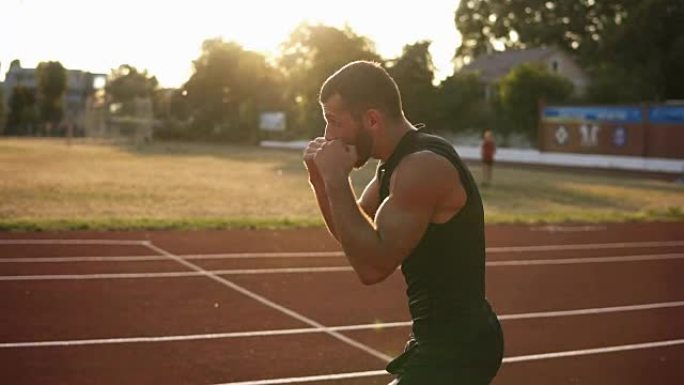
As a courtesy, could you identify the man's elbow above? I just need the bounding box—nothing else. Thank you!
[357,267,393,286]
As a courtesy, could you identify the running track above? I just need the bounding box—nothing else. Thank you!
[0,222,682,384]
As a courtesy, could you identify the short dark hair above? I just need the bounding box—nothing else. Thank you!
[319,61,403,121]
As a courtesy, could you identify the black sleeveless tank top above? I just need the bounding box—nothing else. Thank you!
[378,129,494,346]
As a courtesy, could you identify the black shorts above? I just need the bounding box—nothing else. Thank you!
[387,313,504,385]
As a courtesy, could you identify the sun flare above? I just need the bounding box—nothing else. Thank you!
[2,0,461,87]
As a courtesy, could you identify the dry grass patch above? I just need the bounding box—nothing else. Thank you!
[1,138,682,230]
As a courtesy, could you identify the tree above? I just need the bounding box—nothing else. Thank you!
[436,72,490,132]
[454,0,635,65]
[279,23,381,137]
[592,0,684,101]
[498,63,574,140]
[454,0,684,102]
[387,41,438,128]
[0,87,5,131]
[105,64,158,106]
[37,61,67,131]
[6,86,38,135]
[182,38,284,142]
[9,59,21,70]
[585,64,657,104]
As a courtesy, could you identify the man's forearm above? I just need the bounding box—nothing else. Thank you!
[323,175,387,280]
[310,181,339,241]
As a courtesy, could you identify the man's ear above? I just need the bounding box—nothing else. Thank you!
[364,109,383,132]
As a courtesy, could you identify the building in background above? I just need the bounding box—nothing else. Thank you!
[461,46,589,100]
[2,60,106,135]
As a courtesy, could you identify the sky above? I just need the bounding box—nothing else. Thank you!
[1,0,463,88]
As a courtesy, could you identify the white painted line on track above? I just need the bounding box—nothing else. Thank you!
[0,253,344,263]
[487,253,684,266]
[2,240,683,263]
[530,225,607,232]
[2,253,682,281]
[182,251,345,259]
[0,271,201,281]
[0,255,168,263]
[0,267,354,281]
[0,239,147,246]
[487,240,684,253]
[0,253,342,263]
[143,242,393,363]
[3,301,682,348]
[498,300,684,320]
[501,338,684,363]
[216,370,390,385]
[177,240,684,257]
[214,338,684,385]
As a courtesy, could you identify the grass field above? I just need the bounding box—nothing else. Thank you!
[1,137,682,231]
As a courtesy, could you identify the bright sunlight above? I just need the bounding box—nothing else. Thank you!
[1,0,462,87]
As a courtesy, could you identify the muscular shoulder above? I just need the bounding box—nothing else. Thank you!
[389,150,461,201]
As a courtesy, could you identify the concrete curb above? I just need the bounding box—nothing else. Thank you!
[260,140,684,174]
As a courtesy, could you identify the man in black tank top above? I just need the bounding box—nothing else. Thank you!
[303,61,503,384]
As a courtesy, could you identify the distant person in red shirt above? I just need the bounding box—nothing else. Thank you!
[481,129,496,186]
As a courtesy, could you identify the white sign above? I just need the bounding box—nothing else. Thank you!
[555,125,569,145]
[259,112,286,132]
[579,124,600,147]
[612,126,627,147]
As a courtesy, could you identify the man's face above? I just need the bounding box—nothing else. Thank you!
[321,94,373,168]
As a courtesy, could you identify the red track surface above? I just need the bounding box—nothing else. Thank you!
[0,221,683,384]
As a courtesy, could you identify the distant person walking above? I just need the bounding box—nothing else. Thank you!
[481,129,496,186]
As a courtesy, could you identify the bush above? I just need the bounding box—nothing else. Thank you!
[437,72,494,132]
[498,63,574,142]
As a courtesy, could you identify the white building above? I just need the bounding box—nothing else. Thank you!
[460,46,589,100]
[2,60,106,133]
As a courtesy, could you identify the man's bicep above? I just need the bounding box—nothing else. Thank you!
[373,152,454,269]
[374,195,432,268]
[357,176,380,219]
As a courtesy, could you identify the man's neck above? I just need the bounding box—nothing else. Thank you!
[375,118,416,162]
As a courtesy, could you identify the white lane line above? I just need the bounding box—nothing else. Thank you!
[487,240,684,253]
[530,225,607,232]
[0,253,343,263]
[0,271,200,281]
[2,253,682,281]
[184,251,345,259]
[214,338,684,385]
[498,300,684,321]
[0,239,147,246]
[501,338,684,363]
[0,323,408,348]
[3,251,684,265]
[2,240,684,263]
[3,301,682,348]
[487,253,684,266]
[0,256,168,263]
[215,370,389,385]
[0,267,354,281]
[143,242,393,363]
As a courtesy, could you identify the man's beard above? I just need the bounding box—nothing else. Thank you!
[353,125,373,169]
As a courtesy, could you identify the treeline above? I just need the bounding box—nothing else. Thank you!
[148,25,579,143]
[3,61,70,136]
[2,0,682,144]
[142,0,684,143]
[456,0,684,103]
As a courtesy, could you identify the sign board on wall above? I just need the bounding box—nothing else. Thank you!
[539,106,646,156]
[645,106,684,159]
